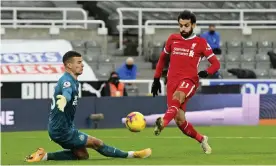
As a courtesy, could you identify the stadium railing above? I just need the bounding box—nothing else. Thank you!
[120,79,166,96]
[0,7,106,29]
[116,8,276,56]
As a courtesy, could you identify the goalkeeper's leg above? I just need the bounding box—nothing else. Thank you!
[85,136,151,159]
[38,137,151,161]
[26,131,151,162]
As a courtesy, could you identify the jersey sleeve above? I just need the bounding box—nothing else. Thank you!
[163,34,174,54]
[201,38,221,75]
[154,34,173,78]
[201,38,215,60]
[60,80,72,102]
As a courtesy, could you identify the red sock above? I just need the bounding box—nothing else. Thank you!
[163,100,181,127]
[178,121,203,143]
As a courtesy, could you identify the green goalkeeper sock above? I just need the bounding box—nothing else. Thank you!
[96,144,133,158]
[46,150,78,160]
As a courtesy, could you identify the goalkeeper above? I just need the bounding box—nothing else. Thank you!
[25,51,151,162]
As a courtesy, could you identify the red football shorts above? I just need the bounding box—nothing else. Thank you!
[166,79,197,111]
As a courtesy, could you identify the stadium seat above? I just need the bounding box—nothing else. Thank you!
[86,41,102,57]
[86,49,102,60]
[257,41,273,57]
[255,69,269,78]
[269,69,276,78]
[220,62,225,69]
[198,61,209,70]
[256,62,271,69]
[94,65,115,78]
[202,2,219,8]
[71,40,86,55]
[86,40,100,48]
[216,54,225,62]
[221,69,237,78]
[241,62,256,70]
[2,1,55,7]
[151,47,163,61]
[226,54,241,62]
[225,62,240,69]
[255,53,270,62]
[227,41,242,56]
[1,12,12,19]
[2,1,62,20]
[242,41,257,61]
[241,53,255,62]
[219,42,227,56]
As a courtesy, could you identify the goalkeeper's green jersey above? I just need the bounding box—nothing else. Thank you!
[48,72,79,135]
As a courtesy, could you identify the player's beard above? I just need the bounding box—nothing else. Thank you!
[76,71,82,76]
[180,28,193,39]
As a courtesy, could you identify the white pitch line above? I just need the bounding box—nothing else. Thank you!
[99,136,276,139]
[17,136,276,139]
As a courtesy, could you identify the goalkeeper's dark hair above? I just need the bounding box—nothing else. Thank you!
[178,10,196,24]
[62,51,82,64]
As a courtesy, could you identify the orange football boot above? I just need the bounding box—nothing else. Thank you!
[25,148,46,162]
[133,148,152,158]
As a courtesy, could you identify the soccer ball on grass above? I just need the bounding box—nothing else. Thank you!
[125,112,146,132]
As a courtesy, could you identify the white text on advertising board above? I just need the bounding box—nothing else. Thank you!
[1,52,64,74]
[0,111,14,125]
[22,83,82,99]
[241,83,276,94]
[209,80,276,94]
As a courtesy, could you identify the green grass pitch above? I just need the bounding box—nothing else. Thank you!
[2,126,276,165]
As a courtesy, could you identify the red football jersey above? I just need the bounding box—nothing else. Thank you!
[154,33,220,85]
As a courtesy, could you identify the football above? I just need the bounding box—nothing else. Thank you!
[125,112,146,132]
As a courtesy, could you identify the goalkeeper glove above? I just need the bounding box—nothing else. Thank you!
[151,78,161,97]
[56,95,67,112]
[198,70,209,78]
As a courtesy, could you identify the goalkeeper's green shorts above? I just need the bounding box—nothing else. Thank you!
[49,129,88,150]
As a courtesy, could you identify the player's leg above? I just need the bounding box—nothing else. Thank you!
[175,107,212,154]
[25,148,82,162]
[174,108,211,154]
[25,130,90,162]
[68,130,151,159]
[173,84,212,154]
[154,82,184,135]
[26,129,151,162]
[175,100,204,143]
[85,135,152,158]
[46,148,89,160]
[25,144,89,162]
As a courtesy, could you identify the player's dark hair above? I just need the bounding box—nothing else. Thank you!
[62,51,82,64]
[178,10,196,24]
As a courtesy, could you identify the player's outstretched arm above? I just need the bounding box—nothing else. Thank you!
[151,52,166,97]
[151,35,173,96]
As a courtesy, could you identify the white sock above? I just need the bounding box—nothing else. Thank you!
[42,153,48,161]
[127,151,134,158]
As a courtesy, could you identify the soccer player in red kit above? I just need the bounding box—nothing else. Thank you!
[151,10,220,154]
